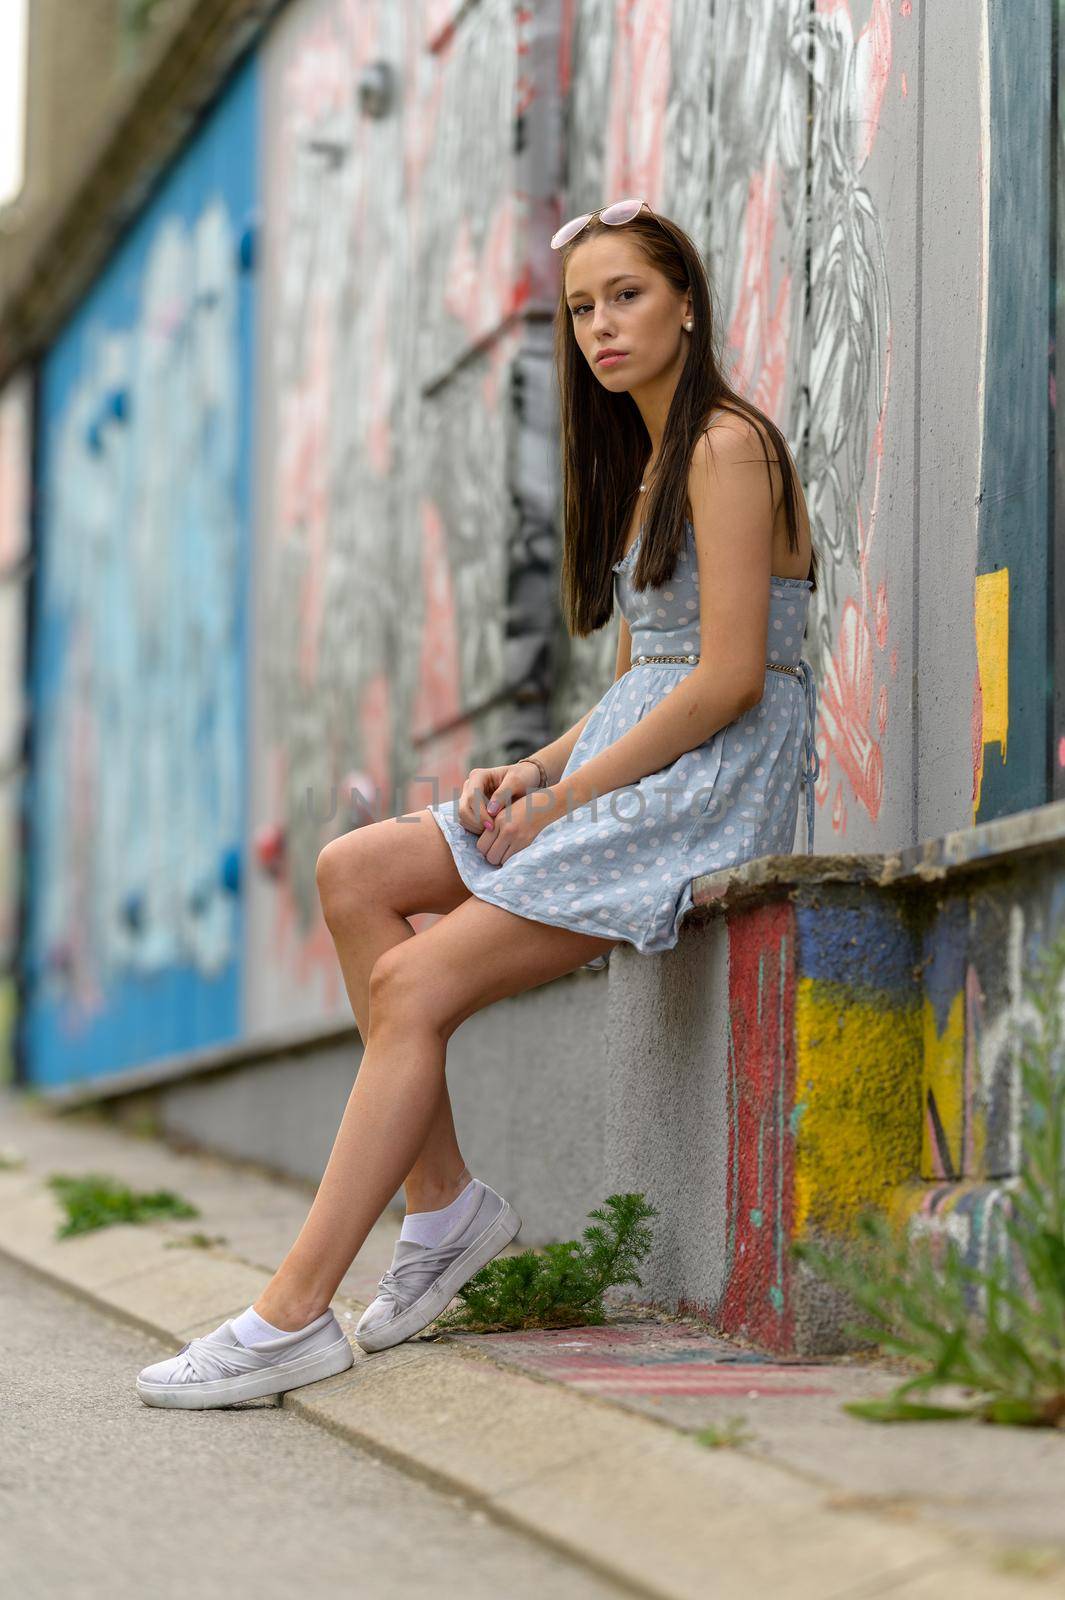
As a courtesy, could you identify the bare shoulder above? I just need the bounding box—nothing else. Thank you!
[687,413,779,498]
[696,407,780,467]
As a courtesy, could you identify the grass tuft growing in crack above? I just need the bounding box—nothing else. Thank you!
[46,1171,200,1238]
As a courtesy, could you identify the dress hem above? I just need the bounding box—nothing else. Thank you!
[425,804,678,954]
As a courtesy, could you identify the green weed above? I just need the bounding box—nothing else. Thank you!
[695,1414,755,1449]
[432,1192,658,1334]
[46,1171,200,1238]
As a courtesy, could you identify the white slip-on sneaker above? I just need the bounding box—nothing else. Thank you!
[355,1181,522,1353]
[136,1307,354,1410]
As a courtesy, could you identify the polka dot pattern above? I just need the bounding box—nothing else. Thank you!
[426,519,815,954]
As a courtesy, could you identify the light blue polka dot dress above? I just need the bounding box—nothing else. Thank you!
[426,518,819,954]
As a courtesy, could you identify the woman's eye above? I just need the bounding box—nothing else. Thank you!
[573,288,639,317]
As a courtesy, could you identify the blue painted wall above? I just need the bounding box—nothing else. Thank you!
[20,51,260,1087]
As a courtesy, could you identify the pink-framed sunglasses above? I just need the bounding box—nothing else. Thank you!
[550,196,655,251]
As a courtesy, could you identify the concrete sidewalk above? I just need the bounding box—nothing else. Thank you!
[1,1086,1062,1600]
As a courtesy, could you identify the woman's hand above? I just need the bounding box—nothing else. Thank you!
[476,772,562,867]
[456,761,540,835]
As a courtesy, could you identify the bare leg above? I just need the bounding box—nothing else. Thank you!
[312,811,475,1215]
[253,822,620,1328]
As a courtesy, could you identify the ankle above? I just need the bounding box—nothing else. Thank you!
[253,1288,330,1332]
[405,1167,473,1215]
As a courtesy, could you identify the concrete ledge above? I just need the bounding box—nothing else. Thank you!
[691,797,1065,915]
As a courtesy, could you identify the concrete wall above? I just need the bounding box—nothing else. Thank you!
[2,0,122,262]
[153,956,611,1234]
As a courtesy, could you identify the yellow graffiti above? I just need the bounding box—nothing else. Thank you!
[974,566,1009,816]
[921,989,987,1180]
[793,979,922,1236]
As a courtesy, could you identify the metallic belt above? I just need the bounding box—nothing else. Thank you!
[627,653,821,853]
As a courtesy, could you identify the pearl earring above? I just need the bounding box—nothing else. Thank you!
[683,319,693,332]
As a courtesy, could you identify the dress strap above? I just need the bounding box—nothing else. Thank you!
[796,658,820,853]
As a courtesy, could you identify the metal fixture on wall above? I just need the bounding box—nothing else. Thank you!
[357,61,394,120]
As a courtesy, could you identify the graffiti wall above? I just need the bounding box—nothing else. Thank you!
[10,0,1059,1090]
[0,369,32,1084]
[20,53,259,1087]
[559,0,1051,852]
[247,0,557,1027]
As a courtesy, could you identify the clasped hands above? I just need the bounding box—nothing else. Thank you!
[457,761,566,867]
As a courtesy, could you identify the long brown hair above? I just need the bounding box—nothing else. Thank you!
[553,208,819,637]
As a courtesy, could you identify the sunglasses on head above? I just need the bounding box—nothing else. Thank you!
[550,197,658,251]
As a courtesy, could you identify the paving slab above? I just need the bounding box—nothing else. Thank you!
[463,1319,1065,1548]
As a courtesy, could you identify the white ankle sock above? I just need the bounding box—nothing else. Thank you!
[231,1304,319,1347]
[400,1177,481,1247]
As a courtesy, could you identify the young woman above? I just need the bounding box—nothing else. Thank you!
[136,199,820,1410]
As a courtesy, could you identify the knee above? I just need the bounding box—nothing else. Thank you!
[368,944,455,1037]
[367,943,418,1016]
[316,835,366,927]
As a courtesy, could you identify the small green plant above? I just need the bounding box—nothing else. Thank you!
[792,925,1065,1428]
[0,1146,26,1171]
[992,1544,1065,1580]
[695,1414,755,1449]
[432,1192,658,1334]
[46,1171,200,1238]
[163,1230,228,1250]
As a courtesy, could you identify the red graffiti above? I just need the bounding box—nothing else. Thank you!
[717,904,798,1353]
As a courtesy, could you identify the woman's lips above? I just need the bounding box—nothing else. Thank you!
[597,353,628,368]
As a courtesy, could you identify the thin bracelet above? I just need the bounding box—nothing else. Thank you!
[516,754,549,789]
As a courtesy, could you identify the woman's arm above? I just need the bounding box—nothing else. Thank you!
[521,708,592,786]
[519,611,633,786]
[540,424,773,820]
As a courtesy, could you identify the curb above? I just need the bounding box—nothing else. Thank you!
[0,1095,1047,1600]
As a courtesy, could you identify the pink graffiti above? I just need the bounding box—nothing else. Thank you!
[443,194,527,385]
[819,593,884,821]
[811,0,898,841]
[404,498,472,829]
[558,0,577,98]
[852,0,893,167]
[725,159,792,421]
[971,668,984,804]
[267,741,345,1008]
[516,4,538,119]
[603,0,671,201]
[279,290,331,690]
[411,500,462,744]
[358,670,394,827]
[401,19,447,242]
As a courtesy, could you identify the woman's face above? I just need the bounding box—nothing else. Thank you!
[564,234,690,389]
